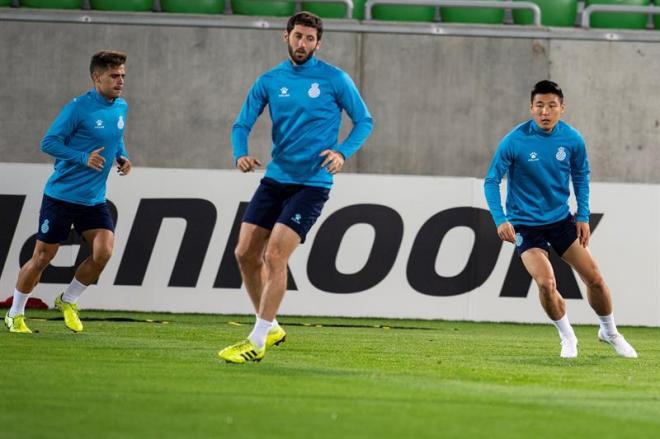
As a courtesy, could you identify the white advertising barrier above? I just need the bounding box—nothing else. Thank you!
[0,163,657,325]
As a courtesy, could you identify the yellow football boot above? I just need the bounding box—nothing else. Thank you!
[54,294,83,333]
[218,339,265,364]
[266,324,287,348]
[4,313,32,334]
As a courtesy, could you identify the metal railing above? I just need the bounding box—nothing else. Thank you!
[581,4,660,29]
[6,0,356,19]
[364,0,542,26]
[296,0,355,19]
[5,2,660,43]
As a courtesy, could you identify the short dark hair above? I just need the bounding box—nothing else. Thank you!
[531,80,563,102]
[287,11,323,41]
[90,50,127,77]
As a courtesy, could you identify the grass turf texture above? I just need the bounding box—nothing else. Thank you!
[1,310,659,438]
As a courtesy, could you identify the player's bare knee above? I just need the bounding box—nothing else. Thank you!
[235,246,262,269]
[586,275,607,294]
[536,278,556,297]
[263,249,287,272]
[33,250,56,270]
[32,255,52,271]
[234,246,247,264]
[92,248,113,268]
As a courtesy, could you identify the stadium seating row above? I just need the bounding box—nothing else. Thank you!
[2,0,660,30]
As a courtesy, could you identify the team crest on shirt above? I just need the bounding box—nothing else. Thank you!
[556,147,566,161]
[117,115,125,129]
[308,83,320,98]
[95,119,105,129]
[278,87,290,97]
[528,152,539,162]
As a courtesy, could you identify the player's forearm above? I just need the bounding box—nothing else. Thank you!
[484,180,507,226]
[336,116,373,159]
[573,180,590,222]
[41,136,88,165]
[231,84,265,162]
[116,140,129,161]
[231,126,250,161]
[572,165,590,221]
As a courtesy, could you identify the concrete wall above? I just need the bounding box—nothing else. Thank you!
[1,20,660,183]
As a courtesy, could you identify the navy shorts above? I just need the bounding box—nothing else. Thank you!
[37,194,115,244]
[243,178,330,243]
[514,214,578,257]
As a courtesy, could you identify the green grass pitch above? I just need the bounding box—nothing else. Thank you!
[1,310,659,438]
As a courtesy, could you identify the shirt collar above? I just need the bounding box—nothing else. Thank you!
[287,55,318,72]
[531,119,559,136]
[90,88,116,106]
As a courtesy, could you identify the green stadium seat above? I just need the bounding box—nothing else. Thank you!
[372,4,435,22]
[161,0,224,14]
[512,0,577,27]
[441,0,504,24]
[90,0,152,11]
[20,0,81,8]
[585,0,650,30]
[231,0,295,16]
[301,0,366,19]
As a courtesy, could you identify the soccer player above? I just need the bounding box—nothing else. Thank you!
[3,50,132,334]
[218,12,373,363]
[484,80,637,358]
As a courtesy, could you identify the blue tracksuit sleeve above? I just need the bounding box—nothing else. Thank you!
[41,100,88,165]
[116,137,129,161]
[334,72,373,159]
[116,109,129,161]
[484,138,513,227]
[571,137,590,222]
[231,77,268,162]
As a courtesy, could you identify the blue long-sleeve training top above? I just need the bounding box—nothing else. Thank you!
[41,88,129,206]
[484,120,590,227]
[232,56,373,188]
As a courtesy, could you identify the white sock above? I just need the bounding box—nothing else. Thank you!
[248,317,272,349]
[598,313,618,337]
[9,289,30,317]
[256,314,279,329]
[62,278,88,304]
[552,314,576,340]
